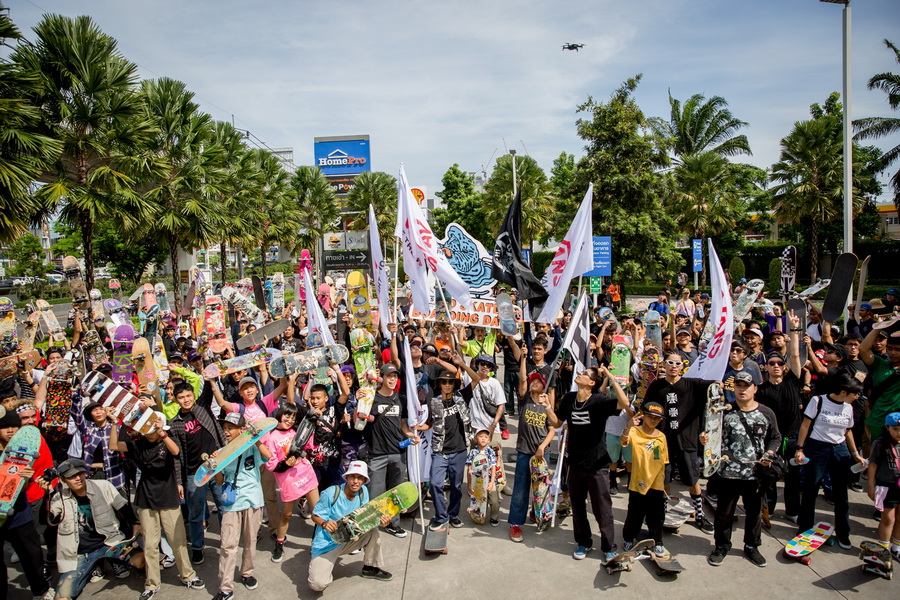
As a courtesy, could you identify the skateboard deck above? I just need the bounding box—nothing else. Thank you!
[424,523,449,555]
[636,347,659,402]
[786,298,807,360]
[779,245,797,302]
[105,535,142,561]
[350,328,378,430]
[132,337,161,402]
[36,299,66,343]
[43,358,76,433]
[702,382,730,477]
[853,255,871,322]
[19,312,41,353]
[288,412,318,457]
[269,345,350,378]
[0,302,17,355]
[599,307,621,334]
[784,521,834,564]
[496,292,518,336]
[467,451,489,525]
[111,323,136,385]
[252,275,266,311]
[272,272,284,316]
[192,267,208,336]
[821,253,858,323]
[81,329,109,366]
[63,255,89,311]
[347,270,373,332]
[109,278,121,300]
[235,318,289,350]
[331,482,419,544]
[205,296,227,353]
[0,350,40,383]
[732,279,765,326]
[650,550,685,575]
[181,277,196,319]
[140,284,160,340]
[89,288,105,322]
[0,425,41,526]
[859,540,893,580]
[151,335,169,385]
[663,497,694,532]
[263,279,274,316]
[606,538,655,574]
[155,283,170,314]
[193,417,277,486]
[797,279,830,299]
[80,371,165,436]
[644,310,662,352]
[222,286,267,325]
[104,298,130,328]
[297,250,313,301]
[202,347,282,378]
[874,314,900,330]
[530,456,554,531]
[608,335,632,388]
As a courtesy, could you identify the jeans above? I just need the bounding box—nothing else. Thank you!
[185,476,224,550]
[368,453,408,528]
[57,546,107,600]
[798,437,852,541]
[503,369,519,415]
[508,452,533,526]
[430,451,467,523]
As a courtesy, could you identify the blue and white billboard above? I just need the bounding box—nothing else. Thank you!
[313,135,371,176]
[692,239,703,272]
[582,236,612,277]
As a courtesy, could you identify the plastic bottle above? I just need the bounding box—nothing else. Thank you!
[850,459,869,473]
[789,457,810,466]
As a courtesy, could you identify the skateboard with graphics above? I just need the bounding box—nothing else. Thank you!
[155,283,171,315]
[702,383,730,477]
[797,279,831,299]
[109,278,121,300]
[530,456,554,531]
[81,329,109,366]
[347,270,373,332]
[235,318,289,350]
[331,482,419,544]
[80,371,166,436]
[0,297,16,354]
[606,538,655,574]
[36,299,66,344]
[608,335,632,388]
[636,347,659,402]
[732,279,764,325]
[63,255,89,313]
[496,292,518,336]
[269,345,350,378]
[202,347,282,378]
[784,521,834,565]
[599,307,621,335]
[222,286,267,325]
[193,417,278,486]
[104,298,130,328]
[467,451,489,525]
[42,357,76,434]
[89,288,105,321]
[0,351,40,380]
[350,327,378,430]
[859,540,893,580]
[644,310,663,353]
[132,337,161,403]
[19,312,41,353]
[779,245,797,302]
[0,425,41,527]
[272,272,285,316]
[111,323,136,385]
[205,296,228,354]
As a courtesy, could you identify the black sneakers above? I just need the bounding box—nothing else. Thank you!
[449,518,463,528]
[361,566,392,581]
[696,515,715,534]
[708,547,727,566]
[212,592,233,600]
[190,548,204,565]
[241,575,258,590]
[743,546,767,567]
[383,524,407,538]
[272,541,285,563]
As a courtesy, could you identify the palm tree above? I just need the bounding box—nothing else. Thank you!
[345,171,397,253]
[290,165,340,268]
[650,92,752,160]
[243,148,296,278]
[12,14,156,288]
[855,39,900,207]
[483,154,554,246]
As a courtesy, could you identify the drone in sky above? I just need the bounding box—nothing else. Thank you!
[562,43,584,51]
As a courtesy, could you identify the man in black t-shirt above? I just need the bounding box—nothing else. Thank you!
[543,365,628,563]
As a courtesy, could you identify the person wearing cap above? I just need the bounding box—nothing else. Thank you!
[673,327,698,366]
[880,287,900,315]
[162,325,178,360]
[847,302,876,339]
[108,414,204,597]
[741,325,766,368]
[39,457,142,600]
[365,363,418,539]
[0,412,54,600]
[541,364,630,563]
[859,326,900,447]
[722,339,763,405]
[212,411,273,600]
[866,412,900,560]
[700,370,781,567]
[307,460,393,590]
[765,329,787,358]
[619,402,669,558]
[674,289,695,319]
[463,353,508,442]
[507,357,556,543]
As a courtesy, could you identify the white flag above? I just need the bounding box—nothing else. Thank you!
[368,204,393,338]
[394,163,472,313]
[303,271,335,346]
[402,336,430,485]
[684,239,732,380]
[537,184,594,323]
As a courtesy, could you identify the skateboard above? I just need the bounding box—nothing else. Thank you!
[272,272,284,316]
[19,312,41,353]
[140,284,160,340]
[873,314,900,330]
[181,276,196,319]
[192,267,209,335]
[853,255,871,322]
[221,286,267,325]
[786,297,807,360]
[530,456,554,531]
[42,358,76,433]
[331,482,419,544]
[193,417,278,486]
[132,337,161,402]
[650,550,685,575]
[80,371,166,436]
[0,425,41,526]
[347,271,373,332]
[235,318,289,350]
[202,347,282,378]
[205,296,228,353]
[0,351,40,380]
[606,538,655,574]
[608,335,632,388]
[151,334,169,385]
[63,255,89,311]
[702,382,730,477]
[81,329,109,366]
[350,328,378,430]
[644,310,663,353]
[732,279,764,326]
[269,345,350,378]
[297,250,313,301]
[105,535,142,561]
[599,307,621,334]
[663,497,695,532]
[779,245,797,302]
[797,279,830,299]
[424,522,449,555]
[496,292,518,336]
[821,253,858,323]
[252,275,266,311]
[263,279,274,316]
[288,412,319,457]
[467,451,489,525]
[155,283,171,314]
[109,278,121,300]
[0,299,17,354]
[89,288,105,321]
[36,299,66,343]
[784,521,834,565]
[111,323,136,385]
[859,540,893,580]
[104,298,130,328]
[636,347,659,402]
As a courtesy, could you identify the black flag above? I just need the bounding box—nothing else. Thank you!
[492,189,548,307]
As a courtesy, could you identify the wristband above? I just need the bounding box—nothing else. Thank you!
[851,451,860,457]
[796,446,804,451]
[790,328,802,332]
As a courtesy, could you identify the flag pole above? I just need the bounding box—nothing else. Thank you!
[551,428,567,527]
[392,239,400,320]
[412,445,426,535]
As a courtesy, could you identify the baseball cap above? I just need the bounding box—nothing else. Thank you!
[859,302,872,311]
[700,293,710,300]
[824,343,849,362]
[187,350,202,362]
[887,288,900,297]
[766,351,786,362]
[474,428,491,437]
[340,365,356,375]
[743,326,763,339]
[403,324,416,333]
[57,458,88,478]
[238,376,258,390]
[643,402,664,418]
[885,412,900,427]
[473,354,496,368]
[380,364,399,376]
[739,278,747,284]
[734,371,755,385]
[219,412,246,428]
[528,372,547,386]
[422,343,438,355]
[343,460,370,483]
[769,330,785,337]
[676,328,691,336]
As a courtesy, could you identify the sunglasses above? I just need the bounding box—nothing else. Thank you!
[767,360,785,366]
[664,360,681,366]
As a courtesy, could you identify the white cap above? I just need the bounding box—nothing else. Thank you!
[343,460,370,484]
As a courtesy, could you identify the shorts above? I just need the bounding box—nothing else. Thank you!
[605,434,633,464]
[664,438,702,487]
[877,485,900,510]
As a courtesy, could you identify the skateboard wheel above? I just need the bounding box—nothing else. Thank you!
[201,453,209,461]
[800,556,811,565]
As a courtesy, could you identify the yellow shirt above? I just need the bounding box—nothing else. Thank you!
[624,427,668,495]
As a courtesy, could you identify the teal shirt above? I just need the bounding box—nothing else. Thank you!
[310,484,369,557]
[220,446,264,512]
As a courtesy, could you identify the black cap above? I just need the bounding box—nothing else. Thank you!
[380,364,399,376]
[734,371,755,385]
[57,458,88,478]
[824,343,849,362]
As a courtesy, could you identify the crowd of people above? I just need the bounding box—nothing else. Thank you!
[1,279,899,600]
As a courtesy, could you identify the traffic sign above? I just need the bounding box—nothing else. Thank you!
[692,239,703,273]
[323,250,370,270]
[582,236,612,277]
[590,277,602,294]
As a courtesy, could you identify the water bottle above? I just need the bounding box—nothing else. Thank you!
[398,438,413,449]
[851,459,869,473]
[789,457,810,466]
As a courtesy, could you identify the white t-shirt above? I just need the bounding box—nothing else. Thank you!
[464,375,506,431]
[804,395,854,445]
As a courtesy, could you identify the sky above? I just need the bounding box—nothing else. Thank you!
[7,0,900,202]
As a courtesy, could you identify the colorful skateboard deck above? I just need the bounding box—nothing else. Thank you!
[297,250,313,301]
[109,278,121,300]
[205,296,227,353]
[80,371,165,436]
[0,303,17,355]
[663,497,694,531]
[732,279,764,326]
[132,337,161,402]
[779,245,797,302]
[151,335,169,385]
[272,273,285,316]
[644,310,662,352]
[859,540,893,580]
[202,347,282,378]
[36,299,66,343]
[63,255,89,311]
[599,307,621,335]
[81,329,109,366]
[43,358,76,434]
[111,323,136,385]
[702,382,729,477]
[288,412,318,457]
[19,312,41,353]
[424,523,449,555]
[263,279,274,316]
[636,347,659,402]
[104,298,129,328]
[821,253,858,323]
[105,535,142,561]
[784,521,834,565]
[347,271,373,332]
[0,425,41,526]
[222,286,267,325]
[89,288,105,322]
[0,351,40,380]
[235,318,289,350]
[155,283,171,314]
[467,451,489,525]
[606,538,655,574]
[269,345,350,378]
[530,456,554,531]
[331,482,419,544]
[608,335,632,388]
[496,292,518,336]
[350,328,378,431]
[193,417,277,486]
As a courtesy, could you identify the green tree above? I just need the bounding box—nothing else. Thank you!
[93,219,166,283]
[855,39,900,208]
[242,148,296,278]
[649,92,752,160]
[483,154,553,248]
[289,166,340,275]
[7,232,44,276]
[572,76,681,284]
[548,152,579,241]
[49,222,83,259]
[431,164,491,246]
[345,171,397,254]
[728,257,746,282]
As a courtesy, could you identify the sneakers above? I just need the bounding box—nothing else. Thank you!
[272,541,285,563]
[34,588,55,600]
[501,429,510,440]
[837,538,853,550]
[241,575,258,590]
[111,561,131,579]
[708,547,727,566]
[161,555,176,569]
[784,514,799,525]
[383,524,408,538]
[361,566,393,581]
[696,515,715,534]
[622,540,634,552]
[653,544,667,558]
[573,545,593,560]
[849,482,863,492]
[744,546,767,567]
[891,547,900,561]
[184,578,205,590]
[449,518,463,528]
[602,550,618,565]
[89,567,104,583]
[298,498,312,519]
[428,520,446,532]
[509,525,523,542]
[139,590,157,600]
[490,518,499,527]
[190,548,204,565]
[609,484,619,496]
[213,592,234,600]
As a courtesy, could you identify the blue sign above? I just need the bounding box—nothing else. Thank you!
[692,239,703,273]
[583,236,612,277]
[522,248,531,265]
[313,137,371,176]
